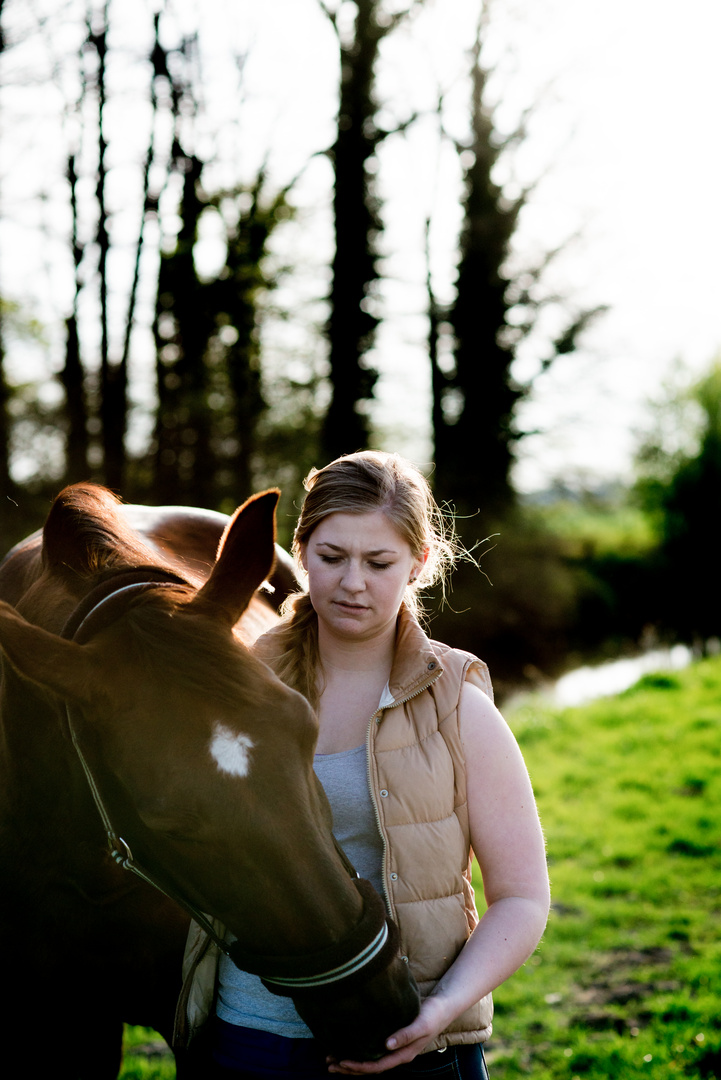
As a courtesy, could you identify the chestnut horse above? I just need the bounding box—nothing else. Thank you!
[0,484,418,1079]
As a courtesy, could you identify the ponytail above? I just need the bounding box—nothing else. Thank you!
[255,592,322,709]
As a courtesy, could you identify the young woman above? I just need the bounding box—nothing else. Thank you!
[195,451,550,1078]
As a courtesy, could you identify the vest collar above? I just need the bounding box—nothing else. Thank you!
[385,606,442,708]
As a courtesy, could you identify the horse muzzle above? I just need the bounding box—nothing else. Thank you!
[291,950,420,1062]
[227,878,421,1061]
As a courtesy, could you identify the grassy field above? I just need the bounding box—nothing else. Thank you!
[488,654,721,1079]
[120,654,721,1079]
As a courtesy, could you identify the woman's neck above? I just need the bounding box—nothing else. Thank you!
[314,625,396,754]
[317,621,396,676]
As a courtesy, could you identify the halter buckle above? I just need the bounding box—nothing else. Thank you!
[110,835,134,868]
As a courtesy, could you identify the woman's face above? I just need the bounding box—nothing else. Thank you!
[300,510,426,644]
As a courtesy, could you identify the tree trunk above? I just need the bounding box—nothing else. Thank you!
[434,36,520,520]
[60,154,90,482]
[321,0,384,461]
[89,8,128,491]
[0,321,13,500]
[152,153,214,505]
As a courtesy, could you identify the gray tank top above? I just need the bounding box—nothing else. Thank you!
[216,742,385,1037]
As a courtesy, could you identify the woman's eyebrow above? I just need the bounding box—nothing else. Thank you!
[314,541,398,556]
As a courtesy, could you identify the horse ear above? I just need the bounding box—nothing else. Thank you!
[190,489,281,625]
[0,602,95,702]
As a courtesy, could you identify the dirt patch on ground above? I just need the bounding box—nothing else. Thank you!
[570,945,680,1033]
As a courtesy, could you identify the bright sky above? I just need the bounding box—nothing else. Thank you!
[1,0,719,492]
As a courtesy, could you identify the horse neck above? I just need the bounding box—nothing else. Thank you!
[0,538,44,610]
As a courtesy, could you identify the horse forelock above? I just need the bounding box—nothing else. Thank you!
[118,589,282,715]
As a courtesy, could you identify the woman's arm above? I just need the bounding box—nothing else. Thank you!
[329,682,550,1074]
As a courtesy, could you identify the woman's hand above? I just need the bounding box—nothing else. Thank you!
[327,994,453,1074]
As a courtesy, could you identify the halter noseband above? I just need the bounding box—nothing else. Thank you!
[60,570,401,996]
[228,877,398,996]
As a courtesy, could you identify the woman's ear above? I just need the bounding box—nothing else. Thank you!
[411,545,430,581]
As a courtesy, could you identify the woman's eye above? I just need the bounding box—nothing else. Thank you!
[369,562,391,571]
[320,554,340,564]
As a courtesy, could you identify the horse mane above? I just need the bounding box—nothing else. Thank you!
[43,484,176,579]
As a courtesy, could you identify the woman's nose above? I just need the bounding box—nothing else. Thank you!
[341,562,365,591]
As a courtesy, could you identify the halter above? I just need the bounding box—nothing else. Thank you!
[60,569,401,996]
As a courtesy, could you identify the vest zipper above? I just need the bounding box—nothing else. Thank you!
[365,668,443,918]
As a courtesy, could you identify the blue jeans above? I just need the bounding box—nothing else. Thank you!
[209,1019,490,1079]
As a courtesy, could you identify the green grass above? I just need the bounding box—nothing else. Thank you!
[119,1028,174,1079]
[487,657,721,1079]
[121,656,721,1078]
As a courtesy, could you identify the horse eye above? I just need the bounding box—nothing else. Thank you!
[137,802,203,839]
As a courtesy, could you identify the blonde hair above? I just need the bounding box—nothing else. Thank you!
[261,451,456,706]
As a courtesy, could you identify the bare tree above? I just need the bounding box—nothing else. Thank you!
[432,11,604,519]
[318,0,426,460]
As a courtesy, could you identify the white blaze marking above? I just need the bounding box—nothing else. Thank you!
[210,723,254,778]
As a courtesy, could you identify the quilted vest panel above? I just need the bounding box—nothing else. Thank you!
[367,624,494,1048]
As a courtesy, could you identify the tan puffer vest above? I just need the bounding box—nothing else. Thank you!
[367,607,494,1049]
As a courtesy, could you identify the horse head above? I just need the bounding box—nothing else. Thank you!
[0,484,419,1062]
